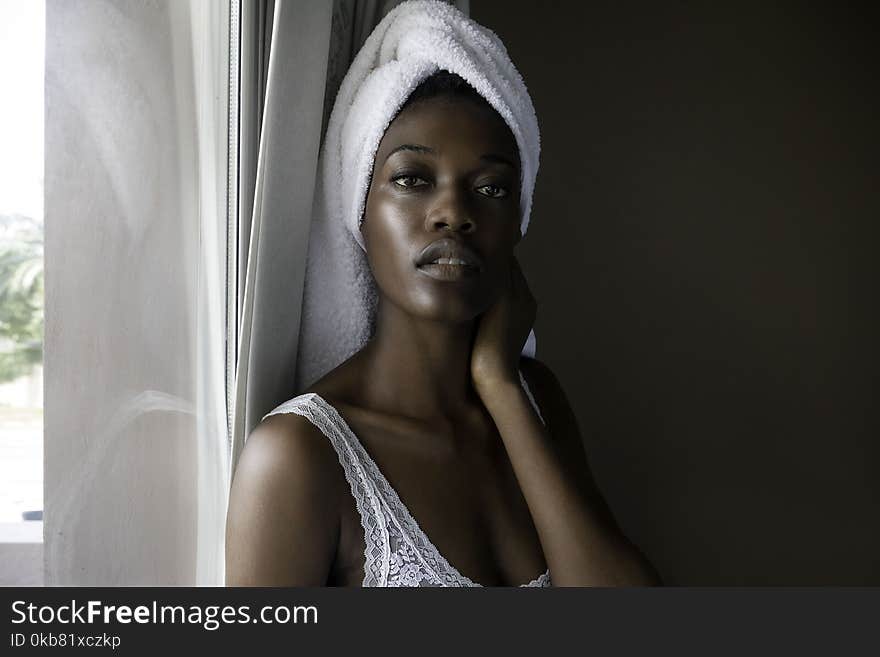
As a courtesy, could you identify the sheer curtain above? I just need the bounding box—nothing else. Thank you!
[230,0,470,495]
[44,0,230,585]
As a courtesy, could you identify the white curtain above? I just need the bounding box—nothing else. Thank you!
[230,0,470,496]
[184,0,233,587]
[44,0,230,585]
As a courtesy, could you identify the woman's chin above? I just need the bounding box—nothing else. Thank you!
[407,298,488,324]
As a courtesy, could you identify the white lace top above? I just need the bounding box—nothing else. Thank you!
[263,372,552,587]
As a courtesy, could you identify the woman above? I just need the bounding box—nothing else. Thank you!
[226,1,659,587]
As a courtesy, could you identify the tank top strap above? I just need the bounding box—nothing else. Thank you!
[261,394,390,586]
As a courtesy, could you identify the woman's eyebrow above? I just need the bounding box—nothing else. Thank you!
[480,153,518,169]
[384,143,436,162]
[384,143,518,170]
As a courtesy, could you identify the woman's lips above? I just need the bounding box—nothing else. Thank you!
[416,262,481,282]
[414,237,483,282]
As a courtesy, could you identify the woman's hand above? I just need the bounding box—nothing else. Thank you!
[470,256,536,394]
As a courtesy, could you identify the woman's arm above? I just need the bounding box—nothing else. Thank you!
[225,414,341,586]
[481,358,661,586]
[471,258,660,586]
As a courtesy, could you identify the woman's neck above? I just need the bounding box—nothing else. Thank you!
[358,299,479,420]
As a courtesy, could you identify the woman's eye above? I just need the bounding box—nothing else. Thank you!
[477,184,508,199]
[392,175,429,188]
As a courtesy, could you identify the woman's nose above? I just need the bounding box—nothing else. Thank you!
[425,186,475,233]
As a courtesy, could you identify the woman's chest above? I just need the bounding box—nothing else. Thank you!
[330,409,547,586]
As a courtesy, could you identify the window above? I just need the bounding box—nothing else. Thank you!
[0,0,45,554]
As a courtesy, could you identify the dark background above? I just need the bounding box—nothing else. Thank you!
[472,1,878,584]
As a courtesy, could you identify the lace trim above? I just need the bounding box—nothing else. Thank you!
[310,395,480,586]
[264,370,551,587]
[263,397,389,586]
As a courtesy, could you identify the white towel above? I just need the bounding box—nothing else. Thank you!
[295,0,540,390]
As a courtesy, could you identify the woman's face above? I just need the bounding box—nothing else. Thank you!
[361,95,522,324]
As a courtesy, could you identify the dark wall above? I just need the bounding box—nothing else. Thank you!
[472,1,878,584]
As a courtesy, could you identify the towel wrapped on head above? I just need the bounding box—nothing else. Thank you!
[295,0,541,390]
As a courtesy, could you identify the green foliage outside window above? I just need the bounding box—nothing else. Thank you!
[0,214,43,384]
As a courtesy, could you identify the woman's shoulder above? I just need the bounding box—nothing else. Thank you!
[227,409,345,586]
[235,406,346,502]
[244,348,374,472]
